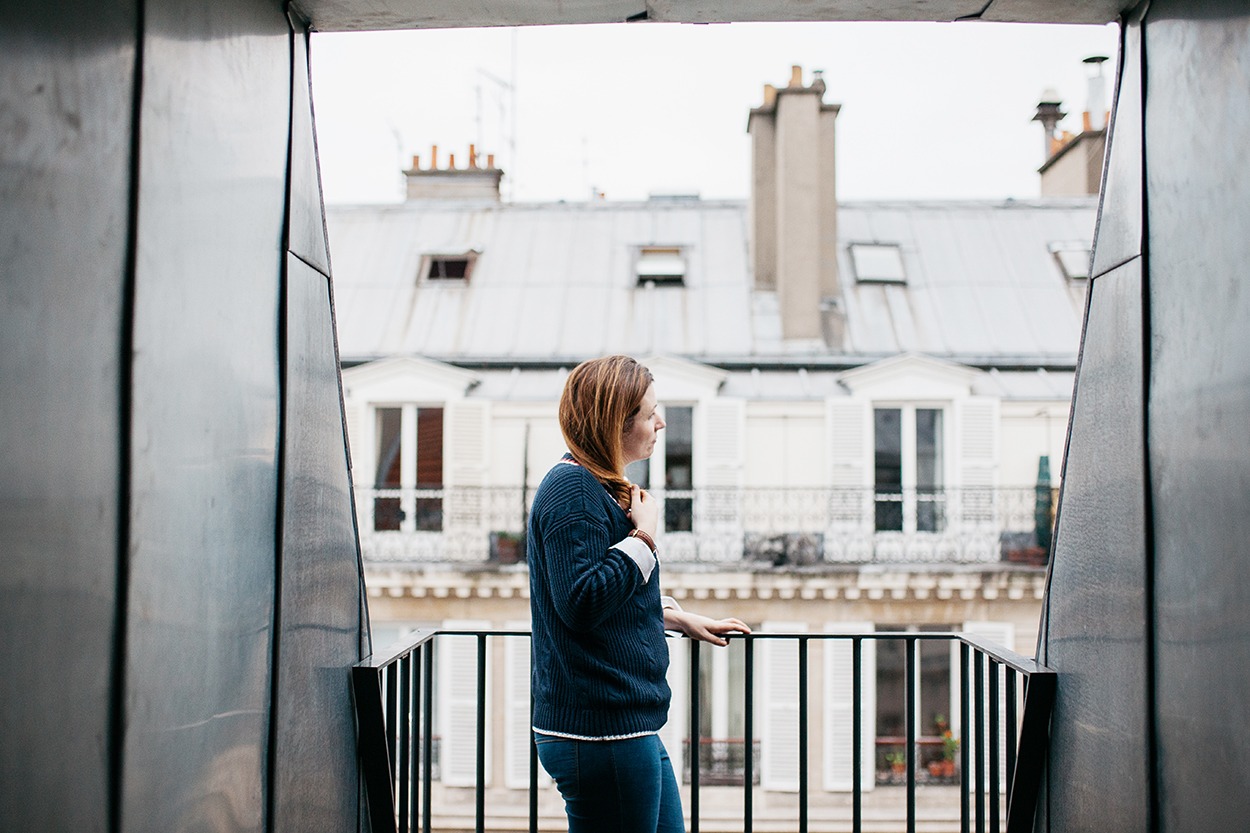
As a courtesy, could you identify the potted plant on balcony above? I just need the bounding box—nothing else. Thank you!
[489,531,525,564]
[886,751,907,778]
[940,731,959,777]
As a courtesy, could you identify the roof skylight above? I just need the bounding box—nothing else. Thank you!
[849,243,906,284]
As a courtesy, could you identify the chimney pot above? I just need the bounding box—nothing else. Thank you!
[411,154,420,170]
[449,152,456,169]
[469,144,478,168]
[789,65,803,88]
[430,145,439,169]
[487,153,495,169]
[763,84,777,106]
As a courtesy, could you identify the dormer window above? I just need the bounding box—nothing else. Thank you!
[1048,241,1092,281]
[420,252,477,283]
[849,243,906,284]
[635,246,686,287]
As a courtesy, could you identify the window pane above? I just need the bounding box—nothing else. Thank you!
[915,408,945,533]
[374,408,403,531]
[416,407,444,531]
[874,409,902,532]
[665,406,694,532]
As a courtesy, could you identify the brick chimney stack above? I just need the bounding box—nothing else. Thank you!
[747,65,842,346]
[403,144,503,201]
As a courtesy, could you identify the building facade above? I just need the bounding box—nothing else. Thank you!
[325,68,1095,826]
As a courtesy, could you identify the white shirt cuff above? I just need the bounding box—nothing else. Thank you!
[661,596,682,611]
[614,536,657,583]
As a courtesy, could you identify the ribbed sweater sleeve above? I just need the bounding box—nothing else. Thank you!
[544,512,646,631]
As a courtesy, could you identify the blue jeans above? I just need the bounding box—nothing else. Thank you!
[534,733,685,833]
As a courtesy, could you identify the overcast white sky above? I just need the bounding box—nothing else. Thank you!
[310,21,1119,205]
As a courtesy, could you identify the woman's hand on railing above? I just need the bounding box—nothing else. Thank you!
[664,610,751,647]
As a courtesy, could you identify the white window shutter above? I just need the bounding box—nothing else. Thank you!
[443,400,489,556]
[962,621,1014,793]
[826,398,872,559]
[761,621,806,792]
[827,398,870,488]
[438,620,491,787]
[954,397,1000,561]
[702,398,744,486]
[663,635,688,776]
[444,399,489,487]
[698,398,745,559]
[823,622,876,793]
[954,397,999,509]
[503,624,534,789]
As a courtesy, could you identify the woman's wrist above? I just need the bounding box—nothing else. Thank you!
[628,527,657,554]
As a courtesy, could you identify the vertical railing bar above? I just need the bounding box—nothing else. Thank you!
[476,633,487,833]
[397,654,411,833]
[352,666,397,833]
[990,660,1001,833]
[975,650,986,833]
[1005,672,1055,833]
[1005,668,1018,819]
[529,637,538,833]
[422,643,434,833]
[690,638,701,833]
[799,636,809,833]
[744,636,754,833]
[852,636,863,833]
[905,635,916,833]
[386,661,399,813]
[960,642,971,833]
[411,647,422,833]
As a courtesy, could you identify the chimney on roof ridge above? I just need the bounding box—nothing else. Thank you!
[1035,56,1108,197]
[1084,55,1110,131]
[403,144,503,201]
[748,65,843,346]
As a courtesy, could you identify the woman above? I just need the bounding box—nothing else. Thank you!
[527,355,750,833]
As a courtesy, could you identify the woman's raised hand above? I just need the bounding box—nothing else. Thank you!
[630,483,660,537]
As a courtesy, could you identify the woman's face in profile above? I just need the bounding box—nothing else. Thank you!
[622,383,665,465]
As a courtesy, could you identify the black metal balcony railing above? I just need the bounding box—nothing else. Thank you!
[353,630,1055,833]
[356,485,1057,566]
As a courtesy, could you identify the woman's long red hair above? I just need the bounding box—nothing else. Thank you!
[558,355,653,507]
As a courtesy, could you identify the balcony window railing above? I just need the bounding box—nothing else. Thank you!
[353,629,1055,833]
[355,485,1056,565]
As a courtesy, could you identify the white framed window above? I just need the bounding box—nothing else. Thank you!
[373,405,445,532]
[873,405,947,534]
[626,403,694,532]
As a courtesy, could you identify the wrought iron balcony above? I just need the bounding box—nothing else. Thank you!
[356,485,1056,566]
[353,629,1054,833]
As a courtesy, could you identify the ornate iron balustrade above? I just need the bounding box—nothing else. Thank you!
[353,629,1056,833]
[682,738,761,786]
[355,485,1056,566]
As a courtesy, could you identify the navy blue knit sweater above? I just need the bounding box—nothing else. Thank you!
[527,456,671,738]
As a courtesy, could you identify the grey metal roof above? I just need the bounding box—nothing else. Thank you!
[326,196,1095,369]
